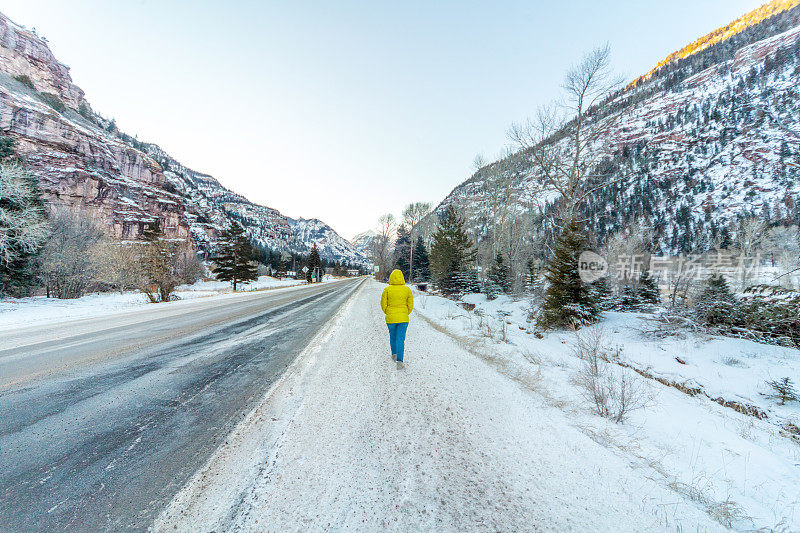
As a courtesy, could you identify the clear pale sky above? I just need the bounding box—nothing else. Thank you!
[2,0,766,239]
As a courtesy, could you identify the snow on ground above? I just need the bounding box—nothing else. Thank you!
[155,280,727,532]
[174,275,307,298]
[413,289,800,531]
[0,276,315,332]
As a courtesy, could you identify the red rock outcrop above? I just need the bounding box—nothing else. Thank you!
[0,11,188,241]
[0,10,367,265]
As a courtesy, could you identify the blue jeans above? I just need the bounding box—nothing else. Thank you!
[387,322,409,362]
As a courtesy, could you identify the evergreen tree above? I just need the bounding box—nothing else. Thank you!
[637,270,660,304]
[539,221,600,329]
[137,220,181,303]
[212,223,258,290]
[393,225,411,279]
[429,206,476,296]
[483,277,500,300]
[0,150,48,296]
[269,250,279,271]
[488,252,512,294]
[464,268,481,294]
[307,244,322,282]
[275,256,287,279]
[765,377,798,405]
[590,276,613,310]
[523,259,538,294]
[276,252,290,279]
[695,274,736,325]
[411,236,430,281]
[141,219,163,242]
[619,284,639,310]
[0,136,18,162]
[451,269,468,296]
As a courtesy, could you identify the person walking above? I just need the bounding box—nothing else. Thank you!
[380,269,414,368]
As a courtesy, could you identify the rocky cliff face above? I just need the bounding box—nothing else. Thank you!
[138,142,366,264]
[0,11,366,265]
[0,67,190,240]
[430,1,800,254]
[0,14,84,108]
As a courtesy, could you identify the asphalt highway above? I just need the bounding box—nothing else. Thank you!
[0,279,361,531]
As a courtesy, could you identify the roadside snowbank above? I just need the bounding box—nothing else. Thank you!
[156,281,724,532]
[0,276,324,332]
[173,275,306,298]
[413,290,800,531]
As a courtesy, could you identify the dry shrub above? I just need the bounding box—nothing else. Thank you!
[570,327,622,363]
[519,347,544,365]
[669,474,751,529]
[95,242,144,292]
[707,499,747,529]
[572,328,650,423]
[736,417,756,441]
[668,472,714,508]
[638,312,702,340]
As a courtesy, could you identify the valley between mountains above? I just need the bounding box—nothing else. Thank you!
[1,2,800,532]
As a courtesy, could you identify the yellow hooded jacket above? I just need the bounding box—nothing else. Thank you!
[380,269,414,323]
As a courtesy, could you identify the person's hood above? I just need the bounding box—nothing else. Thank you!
[388,269,405,285]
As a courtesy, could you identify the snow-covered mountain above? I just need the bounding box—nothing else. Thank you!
[429,0,800,254]
[132,142,366,264]
[350,230,378,257]
[0,10,366,265]
[286,218,368,264]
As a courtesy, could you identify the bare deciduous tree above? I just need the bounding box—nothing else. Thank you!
[735,217,767,258]
[734,217,768,287]
[602,222,653,294]
[39,210,105,299]
[402,202,431,282]
[764,225,800,288]
[508,44,625,227]
[472,153,487,171]
[174,243,205,285]
[96,242,144,292]
[371,213,396,281]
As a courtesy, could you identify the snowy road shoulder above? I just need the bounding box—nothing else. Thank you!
[155,280,723,532]
[152,278,367,532]
[0,275,319,333]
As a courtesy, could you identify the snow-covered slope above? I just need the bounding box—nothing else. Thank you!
[412,289,800,531]
[350,229,377,257]
[287,218,368,264]
[0,10,365,265]
[431,1,800,253]
[138,143,365,264]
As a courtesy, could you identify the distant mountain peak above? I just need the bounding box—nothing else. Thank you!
[631,0,800,87]
[351,229,377,242]
[350,230,379,258]
[430,2,800,256]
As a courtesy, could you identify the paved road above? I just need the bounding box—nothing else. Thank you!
[0,279,361,532]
